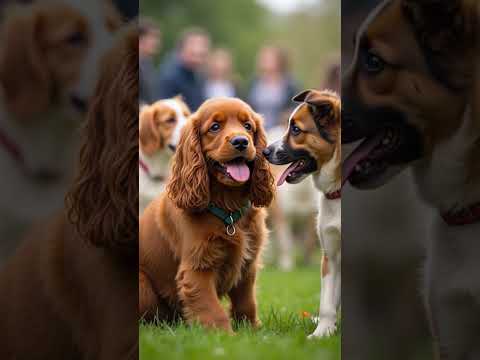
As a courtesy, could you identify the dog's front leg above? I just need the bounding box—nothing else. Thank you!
[427,277,478,360]
[177,267,232,332]
[228,265,261,328]
[309,229,341,338]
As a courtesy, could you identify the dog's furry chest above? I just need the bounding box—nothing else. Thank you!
[427,217,480,297]
[211,230,255,296]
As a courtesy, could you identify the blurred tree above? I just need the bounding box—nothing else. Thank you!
[140,0,340,91]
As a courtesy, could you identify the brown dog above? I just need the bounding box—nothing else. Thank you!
[0,26,138,359]
[139,98,275,332]
[343,1,480,359]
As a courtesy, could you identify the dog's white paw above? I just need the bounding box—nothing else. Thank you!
[308,319,337,339]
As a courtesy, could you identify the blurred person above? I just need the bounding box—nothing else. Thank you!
[248,46,298,131]
[204,48,238,99]
[157,27,210,111]
[139,17,161,104]
[322,59,340,93]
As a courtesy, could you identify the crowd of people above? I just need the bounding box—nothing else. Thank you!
[139,17,333,131]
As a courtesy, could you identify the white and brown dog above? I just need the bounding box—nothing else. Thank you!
[343,0,480,358]
[139,97,190,213]
[264,89,341,338]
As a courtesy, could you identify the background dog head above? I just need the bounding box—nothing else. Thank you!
[139,97,191,156]
[264,89,341,186]
[66,26,137,258]
[167,97,274,210]
[342,0,475,190]
[0,0,121,120]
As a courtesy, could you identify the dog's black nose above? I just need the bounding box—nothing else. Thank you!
[263,147,271,157]
[231,136,249,152]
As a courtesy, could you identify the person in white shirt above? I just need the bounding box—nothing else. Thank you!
[205,48,238,99]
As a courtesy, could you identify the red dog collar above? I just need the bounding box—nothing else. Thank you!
[441,203,480,226]
[0,128,23,166]
[325,189,341,200]
[139,158,150,176]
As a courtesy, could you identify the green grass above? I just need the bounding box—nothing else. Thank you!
[139,267,341,360]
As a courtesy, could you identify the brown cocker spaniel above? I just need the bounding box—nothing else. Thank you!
[0,27,138,360]
[139,97,275,332]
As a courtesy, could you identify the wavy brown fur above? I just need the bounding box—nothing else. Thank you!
[66,28,138,258]
[140,98,275,332]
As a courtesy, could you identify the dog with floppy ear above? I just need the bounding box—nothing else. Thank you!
[0,1,122,264]
[139,97,274,332]
[0,25,138,360]
[138,97,190,213]
[264,89,341,338]
[343,0,480,358]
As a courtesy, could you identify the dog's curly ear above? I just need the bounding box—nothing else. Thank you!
[0,5,51,120]
[249,111,275,208]
[66,27,138,258]
[167,115,210,210]
[139,107,163,155]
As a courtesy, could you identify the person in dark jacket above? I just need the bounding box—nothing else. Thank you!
[248,46,299,130]
[157,27,211,111]
[139,18,161,104]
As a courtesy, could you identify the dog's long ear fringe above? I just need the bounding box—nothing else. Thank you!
[249,112,275,208]
[66,27,138,258]
[166,115,210,210]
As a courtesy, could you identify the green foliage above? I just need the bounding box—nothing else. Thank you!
[140,0,340,96]
[139,267,341,360]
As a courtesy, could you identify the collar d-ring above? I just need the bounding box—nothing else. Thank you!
[226,223,236,236]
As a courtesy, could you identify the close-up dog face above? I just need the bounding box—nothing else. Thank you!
[167,97,274,210]
[342,0,470,189]
[264,90,341,185]
[198,99,259,187]
[0,0,121,120]
[139,98,191,155]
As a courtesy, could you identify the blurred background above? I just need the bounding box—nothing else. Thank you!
[140,0,339,97]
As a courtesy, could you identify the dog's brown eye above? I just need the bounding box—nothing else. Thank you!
[291,124,302,136]
[166,117,176,124]
[363,51,385,74]
[209,122,221,132]
[244,123,252,131]
[66,31,87,46]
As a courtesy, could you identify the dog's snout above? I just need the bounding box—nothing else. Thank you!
[230,136,249,152]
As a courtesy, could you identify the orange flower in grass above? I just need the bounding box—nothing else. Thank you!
[301,311,311,318]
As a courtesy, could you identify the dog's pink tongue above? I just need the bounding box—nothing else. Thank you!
[277,161,301,186]
[342,132,384,186]
[226,162,250,182]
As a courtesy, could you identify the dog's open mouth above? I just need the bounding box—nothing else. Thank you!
[277,158,316,186]
[214,157,252,183]
[343,125,422,188]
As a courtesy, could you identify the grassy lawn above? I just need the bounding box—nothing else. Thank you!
[139,267,341,360]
